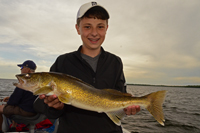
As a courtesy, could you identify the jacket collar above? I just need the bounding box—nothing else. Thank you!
[76,45,106,58]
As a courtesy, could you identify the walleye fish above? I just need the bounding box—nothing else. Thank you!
[13,72,167,126]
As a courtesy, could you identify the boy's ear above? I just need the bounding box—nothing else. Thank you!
[106,25,109,30]
[75,24,80,35]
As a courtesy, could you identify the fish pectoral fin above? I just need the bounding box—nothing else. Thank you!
[103,89,132,97]
[106,109,126,126]
[33,87,53,95]
[58,93,71,104]
[50,80,57,89]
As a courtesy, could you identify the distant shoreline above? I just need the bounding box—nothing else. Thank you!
[127,84,200,88]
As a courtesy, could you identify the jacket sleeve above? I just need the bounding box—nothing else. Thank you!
[115,70,127,93]
[7,87,23,105]
[115,57,127,93]
[119,71,127,93]
[35,56,66,118]
[34,98,65,119]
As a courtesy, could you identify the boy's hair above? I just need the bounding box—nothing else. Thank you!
[77,6,109,26]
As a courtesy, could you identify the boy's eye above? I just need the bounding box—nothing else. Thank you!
[98,26,105,29]
[84,26,90,29]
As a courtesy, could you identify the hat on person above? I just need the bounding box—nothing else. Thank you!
[17,60,37,70]
[77,1,110,20]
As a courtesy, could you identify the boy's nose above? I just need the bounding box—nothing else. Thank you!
[91,28,98,37]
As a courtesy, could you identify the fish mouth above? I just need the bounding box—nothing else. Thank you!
[13,76,26,86]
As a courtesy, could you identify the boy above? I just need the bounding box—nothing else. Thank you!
[37,2,140,133]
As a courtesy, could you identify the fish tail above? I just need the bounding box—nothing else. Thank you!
[145,90,167,126]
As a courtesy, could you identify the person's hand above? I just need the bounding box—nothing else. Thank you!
[0,104,5,113]
[3,96,9,102]
[124,105,140,115]
[39,94,64,110]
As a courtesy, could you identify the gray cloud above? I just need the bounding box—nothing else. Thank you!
[0,0,200,85]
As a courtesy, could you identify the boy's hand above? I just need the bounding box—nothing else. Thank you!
[124,105,140,115]
[39,94,64,110]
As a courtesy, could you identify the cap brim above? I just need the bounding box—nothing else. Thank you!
[17,64,23,67]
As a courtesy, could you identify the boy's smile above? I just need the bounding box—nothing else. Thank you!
[76,17,108,56]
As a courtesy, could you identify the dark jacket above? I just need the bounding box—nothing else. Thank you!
[43,46,126,133]
[7,87,37,113]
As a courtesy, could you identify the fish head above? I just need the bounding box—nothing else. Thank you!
[13,73,42,92]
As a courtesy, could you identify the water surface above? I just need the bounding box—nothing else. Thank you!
[0,79,200,133]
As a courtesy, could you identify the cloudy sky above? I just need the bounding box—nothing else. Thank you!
[0,0,200,85]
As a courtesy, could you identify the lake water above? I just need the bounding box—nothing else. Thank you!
[0,79,200,133]
[122,85,200,133]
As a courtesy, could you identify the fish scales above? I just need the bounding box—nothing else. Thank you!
[49,72,129,110]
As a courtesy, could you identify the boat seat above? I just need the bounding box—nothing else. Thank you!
[10,113,47,133]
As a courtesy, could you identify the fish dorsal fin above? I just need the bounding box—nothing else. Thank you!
[49,72,94,88]
[61,73,94,88]
[106,109,126,126]
[103,89,132,97]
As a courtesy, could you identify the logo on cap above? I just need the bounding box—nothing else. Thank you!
[91,2,97,6]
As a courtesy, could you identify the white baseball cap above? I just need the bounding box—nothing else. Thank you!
[77,1,110,20]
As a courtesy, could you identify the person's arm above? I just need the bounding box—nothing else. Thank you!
[45,56,65,110]
[3,96,9,102]
[116,57,141,115]
[7,88,23,105]
[118,71,140,115]
[34,56,65,118]
[114,57,127,93]
[116,71,127,93]
[35,95,65,119]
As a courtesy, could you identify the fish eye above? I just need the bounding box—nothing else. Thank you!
[25,74,31,78]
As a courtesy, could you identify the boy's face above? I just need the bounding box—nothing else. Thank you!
[76,17,108,51]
